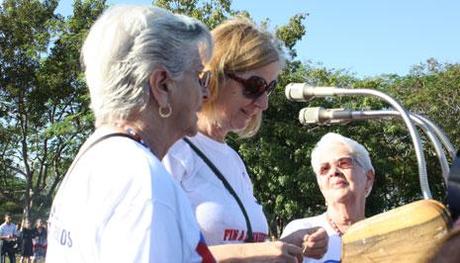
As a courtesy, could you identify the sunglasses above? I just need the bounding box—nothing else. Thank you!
[319,157,361,176]
[198,71,212,89]
[226,73,277,99]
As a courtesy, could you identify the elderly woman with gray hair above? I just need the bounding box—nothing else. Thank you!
[47,5,215,262]
[281,132,375,263]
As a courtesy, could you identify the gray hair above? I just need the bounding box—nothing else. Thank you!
[81,5,212,126]
[311,132,375,176]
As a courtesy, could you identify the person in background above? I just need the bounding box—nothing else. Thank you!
[32,219,46,263]
[281,132,375,263]
[19,219,35,263]
[47,5,216,262]
[163,17,328,262]
[0,213,18,263]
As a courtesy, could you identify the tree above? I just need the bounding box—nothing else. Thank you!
[2,0,457,238]
[152,0,459,238]
[238,60,458,237]
[154,0,235,28]
[0,0,106,219]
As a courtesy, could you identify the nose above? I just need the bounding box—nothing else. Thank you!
[253,92,269,110]
[328,165,343,177]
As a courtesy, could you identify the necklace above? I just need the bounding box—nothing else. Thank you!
[326,213,345,236]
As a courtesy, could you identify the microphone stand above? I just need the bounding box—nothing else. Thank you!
[307,109,452,185]
[294,88,432,199]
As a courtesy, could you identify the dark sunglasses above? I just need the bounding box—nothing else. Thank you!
[226,72,277,99]
[198,71,212,89]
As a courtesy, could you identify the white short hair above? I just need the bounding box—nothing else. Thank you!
[311,132,375,176]
[81,5,212,126]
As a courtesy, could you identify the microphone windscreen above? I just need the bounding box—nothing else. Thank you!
[299,107,321,125]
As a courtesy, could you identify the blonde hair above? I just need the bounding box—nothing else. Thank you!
[201,17,285,138]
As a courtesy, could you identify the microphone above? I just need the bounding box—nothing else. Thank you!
[285,83,339,101]
[299,107,352,125]
[298,107,391,125]
[287,84,432,198]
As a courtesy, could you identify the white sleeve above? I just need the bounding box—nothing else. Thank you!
[163,152,188,182]
[150,201,200,263]
[163,140,195,183]
[98,200,196,263]
[280,219,312,239]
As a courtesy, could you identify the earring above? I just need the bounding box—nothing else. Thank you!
[159,104,172,118]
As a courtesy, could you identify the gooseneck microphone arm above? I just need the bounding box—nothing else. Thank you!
[286,84,432,199]
[415,114,457,160]
[300,108,450,184]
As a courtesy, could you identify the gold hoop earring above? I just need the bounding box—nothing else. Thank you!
[159,104,172,118]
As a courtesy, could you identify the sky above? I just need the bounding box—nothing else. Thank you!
[55,0,460,77]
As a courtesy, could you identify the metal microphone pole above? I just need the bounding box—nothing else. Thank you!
[286,85,432,199]
[415,114,457,160]
[302,108,450,184]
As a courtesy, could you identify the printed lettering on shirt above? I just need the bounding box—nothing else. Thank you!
[223,229,267,242]
[48,208,73,248]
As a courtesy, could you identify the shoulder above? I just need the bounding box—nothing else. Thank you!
[281,213,326,238]
[166,138,194,163]
[285,216,318,229]
[87,135,162,175]
[71,134,175,203]
[163,138,198,182]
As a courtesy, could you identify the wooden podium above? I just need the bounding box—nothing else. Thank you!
[342,199,451,263]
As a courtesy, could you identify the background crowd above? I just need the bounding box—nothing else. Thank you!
[0,214,47,263]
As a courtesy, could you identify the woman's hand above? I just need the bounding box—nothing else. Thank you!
[280,227,328,259]
[302,227,328,259]
[209,241,303,262]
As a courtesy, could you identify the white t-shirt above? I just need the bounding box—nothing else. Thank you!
[46,128,214,263]
[163,132,268,245]
[281,213,341,263]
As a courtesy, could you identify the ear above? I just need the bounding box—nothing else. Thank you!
[148,68,171,108]
[365,170,375,196]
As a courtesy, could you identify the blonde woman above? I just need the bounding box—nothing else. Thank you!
[164,18,328,262]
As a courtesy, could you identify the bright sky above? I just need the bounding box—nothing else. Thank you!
[55,0,460,77]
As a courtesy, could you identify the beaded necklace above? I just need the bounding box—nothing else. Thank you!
[326,213,345,236]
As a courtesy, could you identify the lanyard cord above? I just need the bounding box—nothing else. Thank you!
[66,133,145,177]
[183,137,254,242]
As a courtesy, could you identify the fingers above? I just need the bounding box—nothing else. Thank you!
[307,227,328,244]
[281,227,323,246]
[302,227,329,259]
[282,242,303,263]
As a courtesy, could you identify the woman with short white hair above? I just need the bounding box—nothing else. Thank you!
[282,132,375,263]
[47,5,215,262]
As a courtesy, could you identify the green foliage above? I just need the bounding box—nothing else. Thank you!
[154,0,235,29]
[0,0,105,219]
[275,13,307,58]
[1,0,457,238]
[231,59,457,237]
